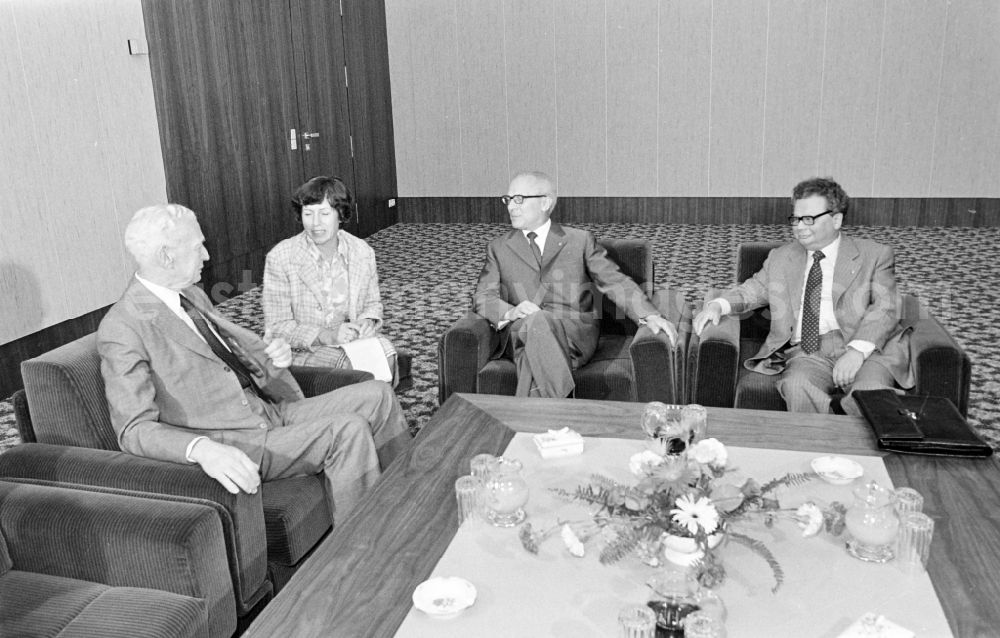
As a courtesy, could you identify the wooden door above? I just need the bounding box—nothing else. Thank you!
[342,0,398,238]
[143,0,304,293]
[289,0,358,234]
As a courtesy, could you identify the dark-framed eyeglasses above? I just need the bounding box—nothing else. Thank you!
[788,210,835,226]
[501,194,546,206]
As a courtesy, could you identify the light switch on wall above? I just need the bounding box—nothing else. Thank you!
[128,39,148,55]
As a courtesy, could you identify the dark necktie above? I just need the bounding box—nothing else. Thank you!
[527,231,543,266]
[800,251,825,354]
[179,295,259,392]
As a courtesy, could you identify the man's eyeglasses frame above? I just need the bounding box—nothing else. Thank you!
[501,194,547,206]
[788,210,836,226]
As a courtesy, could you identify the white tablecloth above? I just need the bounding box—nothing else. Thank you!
[395,434,951,638]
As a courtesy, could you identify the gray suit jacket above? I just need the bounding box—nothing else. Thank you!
[719,235,912,386]
[473,223,658,364]
[97,280,303,465]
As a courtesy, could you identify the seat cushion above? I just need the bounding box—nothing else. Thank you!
[573,335,635,401]
[0,571,207,638]
[733,338,787,411]
[262,475,331,566]
[477,335,636,401]
[734,367,787,412]
[478,359,518,396]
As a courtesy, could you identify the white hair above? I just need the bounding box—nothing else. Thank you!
[124,204,197,265]
[511,170,557,209]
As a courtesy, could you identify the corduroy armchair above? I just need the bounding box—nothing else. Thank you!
[438,239,692,404]
[688,241,971,414]
[4,333,376,616]
[0,478,234,638]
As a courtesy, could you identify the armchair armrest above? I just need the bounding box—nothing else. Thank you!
[290,365,374,398]
[0,443,268,614]
[438,311,498,404]
[0,479,235,638]
[630,288,692,403]
[687,294,742,407]
[908,314,971,416]
[10,389,33,443]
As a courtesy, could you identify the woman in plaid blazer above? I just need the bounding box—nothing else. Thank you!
[263,176,398,385]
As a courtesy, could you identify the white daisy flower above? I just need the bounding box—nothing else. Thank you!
[671,494,720,535]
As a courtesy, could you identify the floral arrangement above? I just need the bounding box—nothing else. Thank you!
[518,438,846,592]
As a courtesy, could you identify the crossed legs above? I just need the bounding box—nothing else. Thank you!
[509,311,576,398]
[259,380,410,521]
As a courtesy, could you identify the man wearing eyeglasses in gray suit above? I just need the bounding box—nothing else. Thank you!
[693,177,913,416]
[473,170,677,398]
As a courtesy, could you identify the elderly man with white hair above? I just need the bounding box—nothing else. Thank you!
[97,204,410,520]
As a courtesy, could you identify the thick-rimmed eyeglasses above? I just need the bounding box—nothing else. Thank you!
[788,210,834,226]
[501,194,546,206]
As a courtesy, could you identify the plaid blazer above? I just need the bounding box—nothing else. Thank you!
[263,231,384,350]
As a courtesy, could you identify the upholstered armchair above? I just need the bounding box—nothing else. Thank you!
[4,333,375,618]
[438,239,692,404]
[688,241,971,414]
[0,478,233,638]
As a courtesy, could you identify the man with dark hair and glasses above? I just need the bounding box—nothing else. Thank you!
[692,176,912,416]
[474,170,677,398]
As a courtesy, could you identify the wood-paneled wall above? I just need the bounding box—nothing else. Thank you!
[386,0,1000,198]
[397,196,999,226]
[0,0,167,347]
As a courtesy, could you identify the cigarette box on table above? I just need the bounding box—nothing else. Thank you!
[532,428,585,459]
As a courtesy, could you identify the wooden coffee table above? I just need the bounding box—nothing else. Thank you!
[243,393,1000,637]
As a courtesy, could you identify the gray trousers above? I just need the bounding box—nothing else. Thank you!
[508,311,578,398]
[775,330,896,416]
[248,379,410,521]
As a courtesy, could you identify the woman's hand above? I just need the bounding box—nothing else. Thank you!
[355,319,378,339]
[317,321,376,346]
[336,323,359,344]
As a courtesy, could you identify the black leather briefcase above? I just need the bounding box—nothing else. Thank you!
[853,389,993,458]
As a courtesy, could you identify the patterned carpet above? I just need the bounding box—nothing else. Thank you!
[2,222,998,451]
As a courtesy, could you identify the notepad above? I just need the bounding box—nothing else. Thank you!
[339,337,392,383]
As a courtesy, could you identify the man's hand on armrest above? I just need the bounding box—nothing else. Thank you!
[642,314,677,346]
[188,438,261,495]
[693,300,725,335]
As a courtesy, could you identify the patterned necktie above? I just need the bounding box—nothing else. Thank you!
[800,250,825,354]
[179,294,259,392]
[527,231,543,266]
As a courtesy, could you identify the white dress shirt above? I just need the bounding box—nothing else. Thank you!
[523,219,552,254]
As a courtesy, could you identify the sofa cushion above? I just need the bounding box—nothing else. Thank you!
[573,335,635,401]
[477,359,518,397]
[262,475,331,566]
[0,571,207,638]
[476,335,637,401]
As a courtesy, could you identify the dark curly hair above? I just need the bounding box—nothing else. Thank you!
[791,177,849,215]
[291,176,354,223]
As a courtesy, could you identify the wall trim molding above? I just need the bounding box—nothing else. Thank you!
[397,197,999,227]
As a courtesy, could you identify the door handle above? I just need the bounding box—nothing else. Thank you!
[301,132,320,139]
